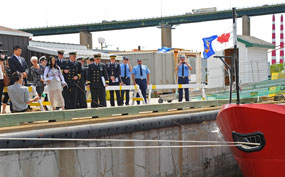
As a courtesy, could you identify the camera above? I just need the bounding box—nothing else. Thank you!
[0,50,8,61]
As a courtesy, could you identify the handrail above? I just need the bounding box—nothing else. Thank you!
[0,97,259,128]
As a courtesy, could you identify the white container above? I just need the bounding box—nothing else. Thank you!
[115,51,202,86]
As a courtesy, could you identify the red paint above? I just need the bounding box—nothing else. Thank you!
[272,14,276,64]
[280,15,284,64]
[217,33,230,43]
[216,104,285,177]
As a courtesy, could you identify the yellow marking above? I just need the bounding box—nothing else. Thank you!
[42,101,51,106]
[132,98,144,101]
[28,87,33,92]
[134,85,138,90]
[3,87,7,93]
[205,41,210,53]
[30,103,41,106]
[178,84,183,88]
[30,101,51,106]
[120,85,122,90]
[152,85,156,89]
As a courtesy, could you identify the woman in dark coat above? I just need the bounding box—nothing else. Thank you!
[30,56,45,97]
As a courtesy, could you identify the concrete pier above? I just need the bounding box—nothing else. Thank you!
[0,111,242,177]
[80,31,93,49]
[242,15,250,36]
[161,24,172,48]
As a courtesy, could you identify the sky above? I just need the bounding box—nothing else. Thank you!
[1,0,285,60]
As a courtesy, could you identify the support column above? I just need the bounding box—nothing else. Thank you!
[161,24,172,48]
[242,15,250,36]
[80,31,93,49]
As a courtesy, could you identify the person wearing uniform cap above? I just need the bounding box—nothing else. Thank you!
[132,59,150,105]
[120,57,132,105]
[175,55,192,102]
[39,56,47,67]
[62,52,82,109]
[85,57,91,65]
[39,56,48,109]
[56,50,66,110]
[76,57,87,108]
[56,50,66,68]
[88,54,109,107]
[106,55,122,106]
[88,57,95,65]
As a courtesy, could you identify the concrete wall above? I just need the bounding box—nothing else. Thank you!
[0,120,242,177]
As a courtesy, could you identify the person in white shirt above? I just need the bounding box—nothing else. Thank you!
[44,56,66,110]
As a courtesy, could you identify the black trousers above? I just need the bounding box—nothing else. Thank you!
[3,92,9,104]
[36,85,44,97]
[109,82,122,107]
[0,80,3,112]
[178,77,189,102]
[90,86,106,108]
[135,79,147,105]
[77,83,87,108]
[64,86,79,109]
[121,77,130,105]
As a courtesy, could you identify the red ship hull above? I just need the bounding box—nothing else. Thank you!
[216,104,285,177]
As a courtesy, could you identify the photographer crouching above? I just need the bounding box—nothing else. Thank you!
[8,72,40,113]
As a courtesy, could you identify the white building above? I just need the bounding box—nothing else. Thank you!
[28,40,123,61]
[207,35,274,88]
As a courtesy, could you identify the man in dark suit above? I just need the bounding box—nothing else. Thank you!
[88,54,109,108]
[62,52,82,109]
[106,55,122,106]
[76,57,87,108]
[8,46,29,85]
[56,50,66,68]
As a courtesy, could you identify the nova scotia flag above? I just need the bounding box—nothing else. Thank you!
[202,35,217,59]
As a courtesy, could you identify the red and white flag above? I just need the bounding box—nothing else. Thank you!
[212,25,234,51]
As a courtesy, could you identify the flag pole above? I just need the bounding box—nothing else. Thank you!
[232,8,240,104]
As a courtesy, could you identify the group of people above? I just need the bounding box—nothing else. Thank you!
[0,45,192,113]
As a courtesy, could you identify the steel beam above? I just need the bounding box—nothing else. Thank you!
[20,4,285,36]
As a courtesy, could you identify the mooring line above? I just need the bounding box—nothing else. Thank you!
[0,137,260,146]
[0,144,243,152]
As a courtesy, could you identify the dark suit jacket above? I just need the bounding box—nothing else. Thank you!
[56,58,67,68]
[62,60,82,87]
[8,55,29,85]
[88,63,109,88]
[9,55,29,74]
